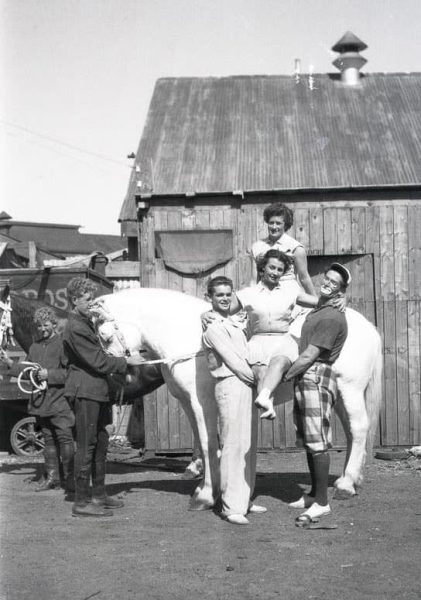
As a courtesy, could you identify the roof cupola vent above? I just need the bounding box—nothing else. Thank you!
[332,31,367,86]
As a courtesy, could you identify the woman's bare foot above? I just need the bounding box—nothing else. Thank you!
[255,388,276,419]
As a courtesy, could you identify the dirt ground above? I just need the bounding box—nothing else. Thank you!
[0,449,420,600]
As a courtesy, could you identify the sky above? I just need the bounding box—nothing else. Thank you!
[1,0,421,235]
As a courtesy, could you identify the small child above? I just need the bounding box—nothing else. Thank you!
[1,306,75,492]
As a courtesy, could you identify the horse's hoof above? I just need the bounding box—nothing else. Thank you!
[188,497,214,511]
[333,487,356,500]
[181,468,203,480]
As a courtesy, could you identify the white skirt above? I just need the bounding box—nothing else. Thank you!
[247,333,299,366]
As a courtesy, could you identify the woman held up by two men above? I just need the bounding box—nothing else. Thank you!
[202,203,349,526]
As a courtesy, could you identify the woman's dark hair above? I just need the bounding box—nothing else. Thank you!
[263,203,293,231]
[258,249,292,274]
[207,276,233,296]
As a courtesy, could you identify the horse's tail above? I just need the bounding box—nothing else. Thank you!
[365,330,383,462]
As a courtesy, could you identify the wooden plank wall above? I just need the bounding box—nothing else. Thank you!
[140,198,421,450]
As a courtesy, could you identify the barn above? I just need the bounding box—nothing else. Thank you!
[119,33,421,452]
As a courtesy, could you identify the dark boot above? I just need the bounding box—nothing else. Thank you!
[91,456,124,509]
[35,443,60,492]
[91,495,124,509]
[72,471,113,517]
[74,470,90,505]
[60,441,75,493]
[35,470,61,491]
[91,456,106,498]
[72,503,113,518]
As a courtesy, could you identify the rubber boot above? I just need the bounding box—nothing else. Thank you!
[60,441,75,493]
[36,443,60,492]
[72,471,112,518]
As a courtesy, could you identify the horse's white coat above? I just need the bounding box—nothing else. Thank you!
[95,288,383,507]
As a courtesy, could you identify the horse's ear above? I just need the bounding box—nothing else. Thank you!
[1,285,10,303]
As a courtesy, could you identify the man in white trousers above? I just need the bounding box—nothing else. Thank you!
[202,276,267,525]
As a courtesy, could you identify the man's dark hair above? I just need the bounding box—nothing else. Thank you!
[207,276,234,296]
[263,203,294,231]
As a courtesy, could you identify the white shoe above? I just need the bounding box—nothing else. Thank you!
[298,502,331,522]
[288,494,314,509]
[248,504,267,514]
[226,514,249,525]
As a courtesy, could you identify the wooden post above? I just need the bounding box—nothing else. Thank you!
[28,241,37,267]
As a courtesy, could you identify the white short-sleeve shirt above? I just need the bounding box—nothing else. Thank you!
[250,232,303,278]
[236,280,300,335]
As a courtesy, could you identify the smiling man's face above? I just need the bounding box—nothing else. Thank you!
[320,269,344,298]
[209,284,233,316]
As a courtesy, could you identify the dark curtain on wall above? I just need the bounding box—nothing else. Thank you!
[155,230,233,275]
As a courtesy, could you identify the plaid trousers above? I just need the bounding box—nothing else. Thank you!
[293,363,338,453]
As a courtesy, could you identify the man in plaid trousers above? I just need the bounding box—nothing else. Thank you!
[283,263,350,526]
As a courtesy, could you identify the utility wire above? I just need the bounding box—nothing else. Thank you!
[0,118,132,169]
[3,128,110,173]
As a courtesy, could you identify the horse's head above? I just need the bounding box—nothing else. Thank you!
[90,298,144,358]
[89,298,165,396]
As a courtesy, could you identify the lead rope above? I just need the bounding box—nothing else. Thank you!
[17,362,47,394]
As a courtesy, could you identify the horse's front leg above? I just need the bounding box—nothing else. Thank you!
[163,361,219,511]
[182,440,203,480]
[333,384,369,499]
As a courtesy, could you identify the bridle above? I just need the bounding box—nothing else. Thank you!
[89,299,133,358]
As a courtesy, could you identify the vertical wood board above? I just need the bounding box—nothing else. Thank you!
[407,301,421,444]
[395,301,410,444]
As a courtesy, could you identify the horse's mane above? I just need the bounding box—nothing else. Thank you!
[98,287,209,357]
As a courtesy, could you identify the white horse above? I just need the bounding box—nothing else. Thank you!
[91,288,382,510]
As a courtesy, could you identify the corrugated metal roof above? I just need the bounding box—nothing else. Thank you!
[120,73,421,221]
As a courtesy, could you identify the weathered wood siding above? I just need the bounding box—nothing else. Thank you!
[139,194,421,450]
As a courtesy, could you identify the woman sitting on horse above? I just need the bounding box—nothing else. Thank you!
[203,249,321,419]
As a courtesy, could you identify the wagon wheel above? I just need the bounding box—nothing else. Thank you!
[10,417,45,457]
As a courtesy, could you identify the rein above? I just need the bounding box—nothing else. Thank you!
[17,362,47,394]
[131,351,205,366]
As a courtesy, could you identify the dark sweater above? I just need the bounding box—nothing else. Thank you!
[62,312,127,402]
[10,334,70,417]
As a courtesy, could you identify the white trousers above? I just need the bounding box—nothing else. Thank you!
[214,376,258,516]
